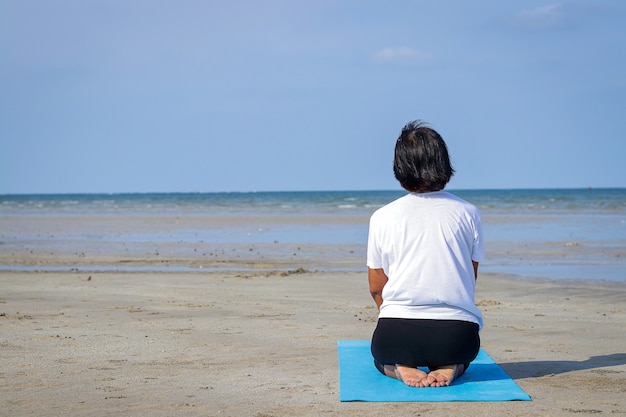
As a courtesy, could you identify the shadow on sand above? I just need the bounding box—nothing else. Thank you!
[500,353,626,379]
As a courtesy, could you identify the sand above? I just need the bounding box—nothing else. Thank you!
[2,269,625,416]
[1,213,626,416]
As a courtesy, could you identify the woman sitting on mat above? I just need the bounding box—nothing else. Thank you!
[367,120,484,388]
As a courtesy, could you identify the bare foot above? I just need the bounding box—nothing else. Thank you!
[393,365,429,387]
[425,364,465,387]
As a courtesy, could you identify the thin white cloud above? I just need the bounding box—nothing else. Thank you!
[513,3,565,28]
[513,2,626,30]
[371,46,431,65]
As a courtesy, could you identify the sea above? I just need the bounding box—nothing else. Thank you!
[1,188,625,282]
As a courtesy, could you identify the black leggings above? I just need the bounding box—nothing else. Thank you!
[371,318,480,372]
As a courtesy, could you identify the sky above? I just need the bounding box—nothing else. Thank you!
[1,0,625,194]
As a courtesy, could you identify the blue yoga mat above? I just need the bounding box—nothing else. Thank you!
[338,340,531,402]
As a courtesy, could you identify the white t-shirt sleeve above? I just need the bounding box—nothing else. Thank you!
[366,212,383,269]
[471,210,485,263]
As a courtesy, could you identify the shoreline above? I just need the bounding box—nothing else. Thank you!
[2,265,626,287]
[2,208,624,283]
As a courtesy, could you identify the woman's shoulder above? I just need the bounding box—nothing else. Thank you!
[370,194,410,219]
[439,192,482,220]
[440,191,478,207]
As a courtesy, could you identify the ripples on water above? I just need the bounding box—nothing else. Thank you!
[2,188,624,217]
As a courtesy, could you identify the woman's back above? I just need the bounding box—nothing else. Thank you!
[367,191,484,327]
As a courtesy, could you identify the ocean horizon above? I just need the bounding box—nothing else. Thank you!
[2,187,625,211]
[1,188,625,282]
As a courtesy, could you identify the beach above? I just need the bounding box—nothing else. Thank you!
[2,269,626,416]
[1,191,626,416]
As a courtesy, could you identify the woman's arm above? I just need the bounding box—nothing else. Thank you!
[368,268,389,310]
[472,261,479,280]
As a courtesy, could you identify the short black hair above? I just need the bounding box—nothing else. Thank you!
[393,120,454,192]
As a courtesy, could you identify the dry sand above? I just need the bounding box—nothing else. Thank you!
[2,268,625,417]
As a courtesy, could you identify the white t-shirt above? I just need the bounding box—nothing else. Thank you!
[367,191,484,328]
